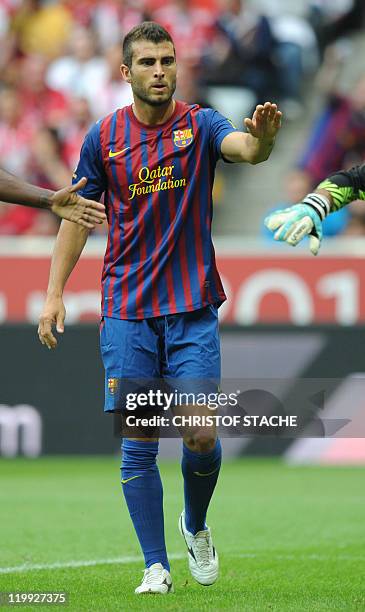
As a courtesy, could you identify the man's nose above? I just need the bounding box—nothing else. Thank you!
[154,62,165,78]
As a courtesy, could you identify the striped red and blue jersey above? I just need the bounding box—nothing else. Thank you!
[73,100,238,320]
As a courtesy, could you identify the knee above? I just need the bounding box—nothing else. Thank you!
[184,430,217,453]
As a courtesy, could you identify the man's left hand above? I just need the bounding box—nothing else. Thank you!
[244,102,282,141]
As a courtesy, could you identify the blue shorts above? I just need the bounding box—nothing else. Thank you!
[100,304,221,412]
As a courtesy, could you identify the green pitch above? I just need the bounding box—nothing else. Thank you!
[0,457,364,611]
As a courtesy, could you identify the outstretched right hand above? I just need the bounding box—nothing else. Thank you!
[50,178,106,229]
[38,296,66,349]
[264,203,323,256]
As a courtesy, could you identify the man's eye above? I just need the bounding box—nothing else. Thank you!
[163,58,174,65]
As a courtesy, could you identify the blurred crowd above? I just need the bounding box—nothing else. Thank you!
[0,0,364,236]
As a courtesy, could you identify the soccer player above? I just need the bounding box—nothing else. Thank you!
[0,169,106,229]
[264,165,365,253]
[38,22,282,594]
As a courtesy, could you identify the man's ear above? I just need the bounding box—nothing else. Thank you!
[120,64,131,84]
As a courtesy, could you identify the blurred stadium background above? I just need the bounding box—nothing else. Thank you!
[0,2,364,608]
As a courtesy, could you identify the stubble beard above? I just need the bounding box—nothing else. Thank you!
[132,79,177,107]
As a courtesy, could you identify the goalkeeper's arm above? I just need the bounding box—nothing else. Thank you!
[264,164,365,255]
[317,164,365,211]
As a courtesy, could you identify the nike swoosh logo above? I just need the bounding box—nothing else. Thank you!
[121,475,142,485]
[109,147,129,158]
[180,516,197,561]
[193,467,220,477]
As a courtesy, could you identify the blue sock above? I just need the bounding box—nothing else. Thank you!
[121,439,169,571]
[181,439,222,535]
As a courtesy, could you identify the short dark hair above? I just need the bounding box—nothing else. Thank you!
[123,21,175,68]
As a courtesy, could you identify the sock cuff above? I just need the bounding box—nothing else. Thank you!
[121,438,159,471]
[122,438,159,453]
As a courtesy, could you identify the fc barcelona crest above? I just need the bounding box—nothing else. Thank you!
[173,128,193,148]
[108,377,119,395]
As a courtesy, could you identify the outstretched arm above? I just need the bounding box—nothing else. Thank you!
[264,164,365,255]
[0,168,105,229]
[316,165,365,210]
[221,102,282,164]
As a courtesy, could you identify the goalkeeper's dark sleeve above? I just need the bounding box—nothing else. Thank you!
[317,164,365,212]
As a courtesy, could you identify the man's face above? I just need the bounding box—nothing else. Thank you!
[121,40,177,107]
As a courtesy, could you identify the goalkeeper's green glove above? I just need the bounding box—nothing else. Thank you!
[264,193,331,256]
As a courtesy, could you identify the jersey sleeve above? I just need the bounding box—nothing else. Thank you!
[205,109,240,163]
[317,164,365,212]
[72,121,107,200]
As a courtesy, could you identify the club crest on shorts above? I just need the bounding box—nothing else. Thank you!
[108,377,119,395]
[173,128,193,148]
